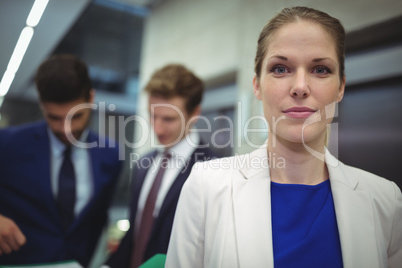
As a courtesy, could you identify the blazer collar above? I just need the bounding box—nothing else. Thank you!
[234,145,379,268]
[233,144,274,267]
[157,145,207,221]
[238,145,359,187]
[325,149,358,189]
[238,144,269,180]
[33,123,62,226]
[326,150,380,267]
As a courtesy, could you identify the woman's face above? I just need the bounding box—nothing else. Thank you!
[253,20,345,146]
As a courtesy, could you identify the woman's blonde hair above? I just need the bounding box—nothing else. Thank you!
[254,6,345,82]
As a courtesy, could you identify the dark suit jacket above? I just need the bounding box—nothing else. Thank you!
[107,144,217,268]
[0,121,122,266]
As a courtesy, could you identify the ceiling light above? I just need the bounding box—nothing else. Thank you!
[0,27,34,97]
[0,70,16,97]
[26,0,49,27]
[7,27,34,73]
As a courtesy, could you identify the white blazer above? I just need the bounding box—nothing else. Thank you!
[165,146,402,268]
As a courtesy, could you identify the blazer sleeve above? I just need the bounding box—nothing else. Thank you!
[388,182,402,268]
[165,163,205,268]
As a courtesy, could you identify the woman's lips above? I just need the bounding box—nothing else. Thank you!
[282,107,317,119]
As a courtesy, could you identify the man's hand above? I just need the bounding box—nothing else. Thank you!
[0,214,26,255]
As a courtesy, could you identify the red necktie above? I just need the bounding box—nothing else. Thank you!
[130,152,171,268]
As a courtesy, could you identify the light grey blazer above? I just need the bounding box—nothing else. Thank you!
[165,146,402,268]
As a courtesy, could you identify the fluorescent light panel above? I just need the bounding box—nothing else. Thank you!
[0,27,34,97]
[7,27,34,73]
[26,0,49,27]
[0,0,48,99]
[0,70,15,97]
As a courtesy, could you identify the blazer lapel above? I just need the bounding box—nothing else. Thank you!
[155,147,200,228]
[326,150,380,268]
[228,146,380,268]
[33,123,62,230]
[70,132,99,227]
[131,150,158,220]
[157,145,213,223]
[69,132,110,229]
[233,146,274,268]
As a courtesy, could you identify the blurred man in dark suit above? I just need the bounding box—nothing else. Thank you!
[0,54,122,266]
[107,64,218,268]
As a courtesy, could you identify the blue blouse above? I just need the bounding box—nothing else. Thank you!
[271,180,343,268]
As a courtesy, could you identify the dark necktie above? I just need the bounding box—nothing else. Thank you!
[131,152,171,268]
[57,146,76,230]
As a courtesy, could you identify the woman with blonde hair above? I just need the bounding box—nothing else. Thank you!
[165,6,402,268]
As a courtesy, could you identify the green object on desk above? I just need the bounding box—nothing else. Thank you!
[139,254,166,268]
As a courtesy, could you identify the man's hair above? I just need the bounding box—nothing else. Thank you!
[144,64,204,114]
[35,54,92,103]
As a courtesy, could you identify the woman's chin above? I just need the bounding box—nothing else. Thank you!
[272,129,326,148]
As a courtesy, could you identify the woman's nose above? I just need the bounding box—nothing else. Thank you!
[290,70,310,98]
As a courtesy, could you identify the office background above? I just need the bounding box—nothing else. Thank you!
[0,0,401,265]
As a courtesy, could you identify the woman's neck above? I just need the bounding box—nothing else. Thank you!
[267,135,328,185]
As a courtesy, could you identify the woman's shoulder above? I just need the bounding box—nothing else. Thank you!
[191,154,239,178]
[337,161,401,201]
[187,153,251,188]
[192,152,259,175]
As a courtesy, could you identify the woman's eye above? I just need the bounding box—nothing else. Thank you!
[313,66,331,75]
[271,66,288,74]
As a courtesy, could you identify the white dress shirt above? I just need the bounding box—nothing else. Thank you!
[48,128,93,216]
[134,131,200,236]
